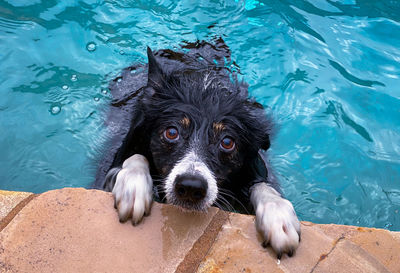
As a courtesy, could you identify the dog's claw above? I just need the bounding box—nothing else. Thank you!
[261,241,268,248]
[262,241,269,248]
[277,252,282,260]
[288,249,294,257]
[131,218,141,226]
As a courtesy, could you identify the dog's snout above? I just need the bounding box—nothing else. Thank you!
[174,175,208,202]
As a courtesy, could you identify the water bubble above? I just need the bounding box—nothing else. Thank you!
[71,75,77,82]
[101,89,107,94]
[50,105,61,115]
[94,96,100,102]
[130,68,136,74]
[62,85,69,90]
[86,42,97,52]
[119,50,125,55]
[117,77,122,83]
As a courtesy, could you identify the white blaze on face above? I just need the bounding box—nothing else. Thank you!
[164,149,218,209]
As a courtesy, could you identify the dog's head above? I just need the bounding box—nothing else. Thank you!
[141,47,272,211]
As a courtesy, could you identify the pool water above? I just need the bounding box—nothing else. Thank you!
[1,0,399,230]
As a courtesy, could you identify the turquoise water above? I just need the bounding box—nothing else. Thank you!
[1,0,399,230]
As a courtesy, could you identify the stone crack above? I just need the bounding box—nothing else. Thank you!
[175,210,229,273]
[309,234,345,273]
[0,194,37,232]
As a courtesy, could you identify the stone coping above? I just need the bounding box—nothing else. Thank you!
[0,188,399,273]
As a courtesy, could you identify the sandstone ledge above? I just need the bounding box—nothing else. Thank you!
[0,188,399,273]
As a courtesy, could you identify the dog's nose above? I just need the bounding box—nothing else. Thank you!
[174,175,208,202]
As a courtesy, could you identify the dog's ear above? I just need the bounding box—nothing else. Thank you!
[258,112,271,150]
[147,46,164,89]
[245,101,272,151]
[261,134,270,150]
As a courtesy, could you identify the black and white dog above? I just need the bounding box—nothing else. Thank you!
[94,38,300,258]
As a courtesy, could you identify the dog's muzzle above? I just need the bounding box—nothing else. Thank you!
[174,174,208,203]
[164,150,218,210]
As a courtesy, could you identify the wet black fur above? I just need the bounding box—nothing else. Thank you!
[93,38,279,212]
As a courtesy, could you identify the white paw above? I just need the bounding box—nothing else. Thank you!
[112,154,153,225]
[251,183,301,258]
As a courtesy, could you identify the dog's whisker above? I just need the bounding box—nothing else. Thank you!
[219,196,235,212]
[154,183,164,189]
[213,201,226,211]
[152,174,165,180]
[215,200,231,212]
[152,177,165,183]
[216,196,235,212]
[218,190,250,214]
[159,195,167,203]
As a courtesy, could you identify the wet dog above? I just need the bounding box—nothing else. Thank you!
[93,39,300,258]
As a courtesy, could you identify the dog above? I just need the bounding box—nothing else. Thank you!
[93,38,300,259]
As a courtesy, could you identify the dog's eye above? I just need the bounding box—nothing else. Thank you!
[164,127,179,141]
[220,137,235,151]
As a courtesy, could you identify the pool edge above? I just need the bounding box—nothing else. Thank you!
[1,188,399,272]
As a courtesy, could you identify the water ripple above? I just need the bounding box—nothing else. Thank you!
[329,60,385,87]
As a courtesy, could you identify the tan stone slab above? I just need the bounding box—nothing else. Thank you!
[318,224,400,273]
[312,239,391,273]
[0,188,218,273]
[0,190,33,222]
[197,215,341,273]
[196,216,400,273]
[197,213,282,273]
[279,222,343,273]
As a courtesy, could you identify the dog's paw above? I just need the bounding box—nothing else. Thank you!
[255,197,301,259]
[112,154,153,225]
[250,183,300,259]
